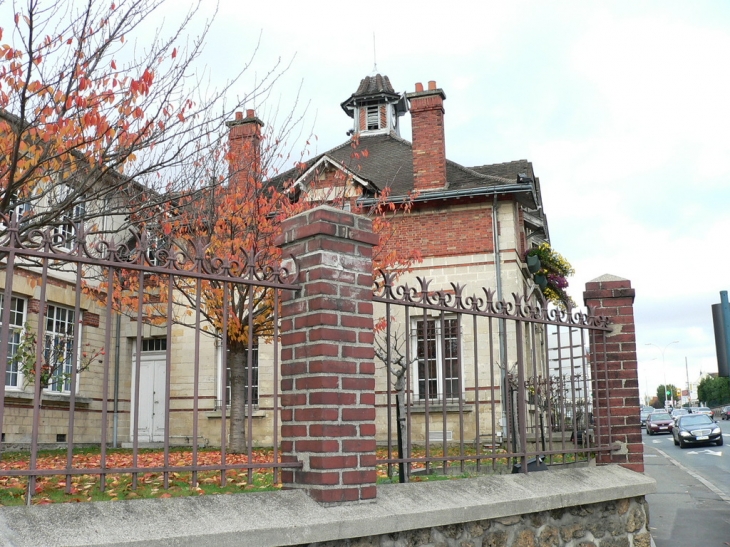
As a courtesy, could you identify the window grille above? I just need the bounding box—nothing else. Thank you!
[141,338,167,352]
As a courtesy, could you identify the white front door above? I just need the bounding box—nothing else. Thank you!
[136,357,167,442]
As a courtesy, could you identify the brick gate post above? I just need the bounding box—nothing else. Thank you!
[583,274,643,472]
[276,205,379,504]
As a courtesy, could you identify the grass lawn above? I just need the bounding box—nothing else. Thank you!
[0,445,587,505]
[0,447,280,506]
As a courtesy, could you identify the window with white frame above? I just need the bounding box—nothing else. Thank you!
[145,234,167,267]
[51,184,85,249]
[220,343,259,409]
[141,337,167,352]
[44,304,77,392]
[1,295,26,388]
[0,201,32,231]
[413,317,461,402]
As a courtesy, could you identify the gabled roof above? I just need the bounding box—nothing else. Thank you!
[291,155,377,193]
[270,133,538,208]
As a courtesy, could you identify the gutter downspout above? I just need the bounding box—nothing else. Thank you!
[493,195,508,444]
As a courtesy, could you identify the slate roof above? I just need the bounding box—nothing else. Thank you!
[270,132,538,208]
[354,74,396,96]
[470,159,544,211]
[470,160,534,181]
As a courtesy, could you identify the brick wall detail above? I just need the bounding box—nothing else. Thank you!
[276,205,379,504]
[27,298,41,314]
[583,276,643,473]
[407,81,447,192]
[81,312,100,328]
[358,108,365,132]
[386,202,494,259]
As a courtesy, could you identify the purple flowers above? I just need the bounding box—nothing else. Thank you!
[547,273,569,289]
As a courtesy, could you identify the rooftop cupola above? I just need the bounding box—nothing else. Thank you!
[340,74,407,137]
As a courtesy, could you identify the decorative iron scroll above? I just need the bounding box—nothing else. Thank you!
[373,270,610,330]
[0,215,299,288]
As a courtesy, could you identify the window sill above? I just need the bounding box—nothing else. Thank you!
[408,403,473,414]
[206,409,267,419]
[3,390,92,408]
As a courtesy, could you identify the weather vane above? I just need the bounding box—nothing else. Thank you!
[372,32,378,73]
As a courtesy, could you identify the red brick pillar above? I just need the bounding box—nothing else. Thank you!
[583,274,644,472]
[276,205,379,504]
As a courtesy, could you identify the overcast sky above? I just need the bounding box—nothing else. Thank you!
[7,0,730,401]
[191,0,726,403]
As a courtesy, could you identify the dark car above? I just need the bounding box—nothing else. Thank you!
[646,412,674,435]
[672,414,723,448]
[722,406,730,420]
[640,408,652,427]
[671,408,689,423]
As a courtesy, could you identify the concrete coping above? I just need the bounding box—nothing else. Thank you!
[0,465,656,547]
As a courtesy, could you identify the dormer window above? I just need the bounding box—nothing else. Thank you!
[366,105,380,131]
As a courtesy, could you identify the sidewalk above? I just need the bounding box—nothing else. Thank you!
[644,445,730,547]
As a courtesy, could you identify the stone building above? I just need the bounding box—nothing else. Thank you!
[229,73,556,445]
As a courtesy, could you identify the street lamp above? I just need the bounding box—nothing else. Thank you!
[646,341,679,407]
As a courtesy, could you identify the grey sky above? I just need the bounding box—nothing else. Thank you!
[6,0,729,401]
[195,0,726,401]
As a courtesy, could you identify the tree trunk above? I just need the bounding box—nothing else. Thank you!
[228,346,248,453]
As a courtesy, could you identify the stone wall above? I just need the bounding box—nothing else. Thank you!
[0,465,656,547]
[294,497,651,547]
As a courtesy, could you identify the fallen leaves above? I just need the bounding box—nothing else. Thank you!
[0,448,282,506]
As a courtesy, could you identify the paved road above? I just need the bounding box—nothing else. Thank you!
[644,419,730,547]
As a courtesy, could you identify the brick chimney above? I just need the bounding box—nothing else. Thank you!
[406,81,447,191]
[226,109,264,187]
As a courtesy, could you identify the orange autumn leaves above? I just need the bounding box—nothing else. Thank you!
[0,449,280,505]
[1,1,214,231]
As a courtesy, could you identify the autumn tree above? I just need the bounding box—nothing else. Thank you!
[92,118,421,454]
[0,0,288,241]
[0,0,422,458]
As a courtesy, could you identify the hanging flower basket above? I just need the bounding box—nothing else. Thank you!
[526,254,541,274]
[524,243,575,308]
[534,274,548,291]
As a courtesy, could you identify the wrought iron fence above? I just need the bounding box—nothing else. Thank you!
[372,270,612,480]
[0,217,299,503]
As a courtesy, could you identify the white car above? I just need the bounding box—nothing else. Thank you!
[692,407,713,418]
